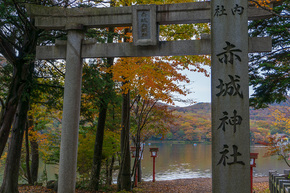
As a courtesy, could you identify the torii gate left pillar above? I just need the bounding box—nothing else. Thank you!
[58,24,84,192]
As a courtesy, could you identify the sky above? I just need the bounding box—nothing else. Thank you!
[173,65,254,107]
[173,66,211,107]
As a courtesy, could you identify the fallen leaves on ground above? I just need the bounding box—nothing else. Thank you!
[19,185,55,193]
[18,177,269,193]
[253,182,270,193]
[135,178,212,193]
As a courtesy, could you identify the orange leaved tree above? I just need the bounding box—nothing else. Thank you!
[258,101,290,167]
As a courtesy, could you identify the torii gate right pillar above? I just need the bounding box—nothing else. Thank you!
[211,0,250,192]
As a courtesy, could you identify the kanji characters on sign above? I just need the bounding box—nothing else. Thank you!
[217,144,245,166]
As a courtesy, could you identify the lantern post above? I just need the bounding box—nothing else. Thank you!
[150,148,158,182]
[250,153,259,193]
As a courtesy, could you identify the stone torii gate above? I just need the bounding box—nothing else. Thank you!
[27,1,273,192]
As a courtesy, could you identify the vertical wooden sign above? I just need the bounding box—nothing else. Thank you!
[132,4,157,46]
[211,0,250,192]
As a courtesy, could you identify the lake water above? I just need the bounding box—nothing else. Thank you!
[0,143,288,184]
[138,142,289,181]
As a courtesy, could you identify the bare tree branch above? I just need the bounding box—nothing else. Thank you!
[140,100,157,131]
[278,152,290,167]
[47,60,65,77]
[37,83,64,89]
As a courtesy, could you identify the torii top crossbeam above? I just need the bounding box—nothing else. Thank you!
[26,2,273,59]
[26,1,274,29]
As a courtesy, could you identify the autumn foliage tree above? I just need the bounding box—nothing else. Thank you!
[262,134,290,167]
[250,122,271,144]
[169,112,211,141]
[252,99,290,166]
[130,97,178,185]
[110,0,211,188]
[269,102,290,134]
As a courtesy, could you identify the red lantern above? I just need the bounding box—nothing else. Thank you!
[130,146,136,158]
[250,153,258,167]
[150,148,158,157]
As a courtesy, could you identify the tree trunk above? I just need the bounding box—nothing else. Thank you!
[0,22,39,158]
[28,115,39,184]
[117,91,131,191]
[136,130,141,183]
[90,100,108,190]
[0,57,34,193]
[90,26,115,191]
[106,158,109,185]
[105,155,115,186]
[138,159,142,182]
[30,136,39,184]
[108,154,115,185]
[0,98,30,193]
[0,70,25,158]
[25,122,33,184]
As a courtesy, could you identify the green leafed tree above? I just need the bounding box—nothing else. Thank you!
[0,1,41,192]
[249,0,290,108]
[0,1,68,192]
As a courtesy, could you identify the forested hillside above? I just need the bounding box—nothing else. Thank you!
[162,97,290,143]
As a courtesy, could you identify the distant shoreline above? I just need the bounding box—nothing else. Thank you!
[146,140,266,146]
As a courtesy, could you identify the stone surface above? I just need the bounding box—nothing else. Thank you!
[211,0,250,192]
[26,2,273,29]
[35,37,271,59]
[57,29,84,193]
[132,5,157,46]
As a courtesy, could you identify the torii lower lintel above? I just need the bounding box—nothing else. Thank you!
[36,37,271,59]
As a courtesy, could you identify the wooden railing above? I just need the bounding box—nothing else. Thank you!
[269,170,290,193]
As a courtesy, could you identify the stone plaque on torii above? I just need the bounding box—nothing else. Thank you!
[26,1,273,193]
